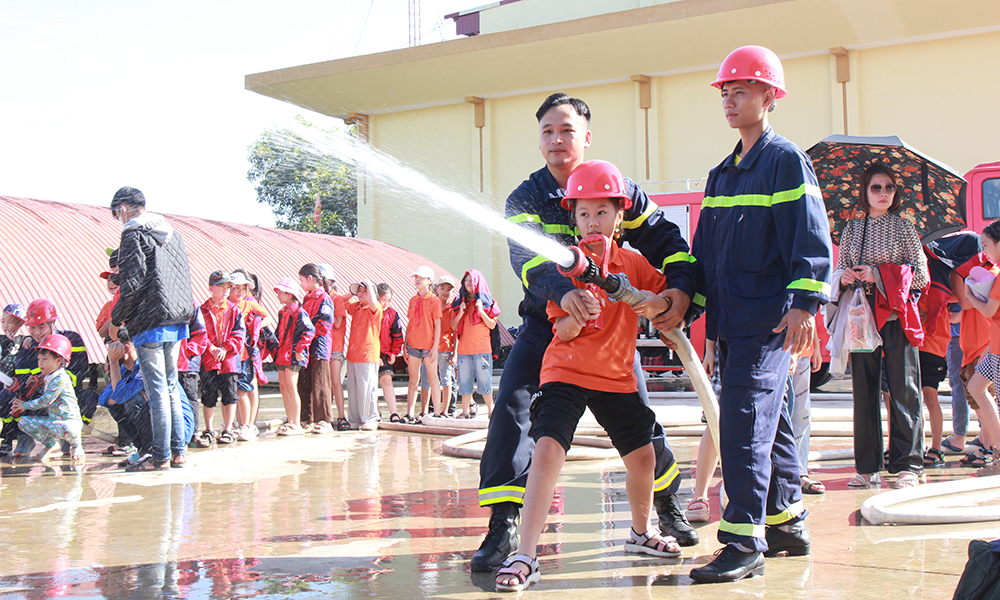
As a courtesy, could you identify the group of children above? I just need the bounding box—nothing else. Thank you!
[0,250,507,464]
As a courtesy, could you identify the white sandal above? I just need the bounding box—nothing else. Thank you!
[495,553,540,592]
[847,473,881,489]
[624,527,681,558]
[895,471,919,489]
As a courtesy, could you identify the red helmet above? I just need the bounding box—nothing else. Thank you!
[561,160,632,211]
[25,299,58,327]
[711,45,787,99]
[37,333,72,363]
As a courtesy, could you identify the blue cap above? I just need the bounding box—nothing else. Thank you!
[3,304,26,321]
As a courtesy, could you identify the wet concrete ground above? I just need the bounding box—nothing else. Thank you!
[0,385,983,599]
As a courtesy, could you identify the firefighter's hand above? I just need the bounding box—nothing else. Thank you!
[560,289,600,328]
[650,289,689,332]
[774,308,815,354]
[702,351,715,377]
[631,291,671,319]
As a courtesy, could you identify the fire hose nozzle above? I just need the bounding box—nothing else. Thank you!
[557,245,589,279]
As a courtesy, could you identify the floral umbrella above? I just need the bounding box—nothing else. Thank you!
[806,134,967,245]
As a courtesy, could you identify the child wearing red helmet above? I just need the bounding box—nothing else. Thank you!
[495,160,677,592]
[13,334,84,463]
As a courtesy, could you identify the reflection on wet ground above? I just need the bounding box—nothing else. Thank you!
[0,397,980,599]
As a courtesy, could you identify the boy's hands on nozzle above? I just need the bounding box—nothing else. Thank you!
[560,289,601,328]
[630,291,671,319]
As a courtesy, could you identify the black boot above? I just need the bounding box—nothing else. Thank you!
[764,522,810,557]
[470,502,519,572]
[655,494,699,547]
[689,544,764,583]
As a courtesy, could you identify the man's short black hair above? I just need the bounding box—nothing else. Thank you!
[535,93,591,123]
[111,186,145,209]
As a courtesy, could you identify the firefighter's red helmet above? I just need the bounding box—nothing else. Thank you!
[561,160,632,211]
[711,45,787,99]
[37,334,72,363]
[25,299,59,327]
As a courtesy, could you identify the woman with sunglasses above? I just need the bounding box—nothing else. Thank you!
[837,163,929,489]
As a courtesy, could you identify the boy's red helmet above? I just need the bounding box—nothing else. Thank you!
[25,299,58,326]
[561,160,632,211]
[712,45,787,99]
[37,334,72,363]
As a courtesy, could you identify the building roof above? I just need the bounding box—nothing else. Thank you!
[245,0,1000,118]
[0,195,513,363]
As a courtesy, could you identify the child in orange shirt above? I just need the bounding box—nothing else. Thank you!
[406,266,443,419]
[452,269,499,418]
[345,280,383,431]
[435,276,459,415]
[494,160,678,592]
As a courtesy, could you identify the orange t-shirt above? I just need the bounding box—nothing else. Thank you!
[919,296,951,358]
[457,311,493,355]
[988,273,1000,355]
[236,298,270,360]
[541,245,667,394]
[439,306,457,353]
[406,292,443,351]
[330,294,348,354]
[345,297,383,364]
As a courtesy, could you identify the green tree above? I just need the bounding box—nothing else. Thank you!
[246,117,358,236]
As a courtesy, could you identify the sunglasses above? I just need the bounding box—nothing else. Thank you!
[869,183,896,194]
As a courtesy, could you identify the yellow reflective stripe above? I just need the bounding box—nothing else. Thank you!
[693,293,706,307]
[661,252,696,271]
[14,369,32,375]
[622,203,656,229]
[702,183,818,208]
[766,500,805,525]
[653,461,679,493]
[508,213,574,235]
[479,485,526,506]
[719,518,766,538]
[520,255,549,289]
[68,371,77,386]
[1,417,12,424]
[71,346,85,352]
[788,278,831,295]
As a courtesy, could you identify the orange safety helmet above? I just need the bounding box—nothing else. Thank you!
[560,160,632,211]
[711,45,787,99]
[25,298,59,327]
[37,333,72,363]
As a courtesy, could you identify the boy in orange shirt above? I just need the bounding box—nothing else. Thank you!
[345,280,383,431]
[406,266,443,419]
[494,160,679,592]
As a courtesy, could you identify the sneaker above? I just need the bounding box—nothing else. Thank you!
[236,424,258,442]
[689,545,764,583]
[359,421,379,431]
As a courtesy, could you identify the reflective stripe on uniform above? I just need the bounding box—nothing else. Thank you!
[71,347,85,352]
[787,278,831,296]
[507,213,575,235]
[520,255,549,289]
[718,518,766,538]
[479,485,526,506]
[702,183,820,209]
[661,252,696,272]
[693,293,706,307]
[622,204,656,230]
[766,500,805,525]
[653,461,679,493]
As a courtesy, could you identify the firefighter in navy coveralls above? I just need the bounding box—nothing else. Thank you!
[470,92,700,571]
[680,46,833,583]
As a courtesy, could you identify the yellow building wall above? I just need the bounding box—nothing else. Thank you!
[362,34,1000,328]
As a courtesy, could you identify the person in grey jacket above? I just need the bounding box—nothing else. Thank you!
[110,186,194,471]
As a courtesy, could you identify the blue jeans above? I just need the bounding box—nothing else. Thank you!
[947,335,969,438]
[135,341,185,463]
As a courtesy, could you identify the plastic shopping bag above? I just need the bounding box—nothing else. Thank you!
[826,295,851,375]
[845,287,882,353]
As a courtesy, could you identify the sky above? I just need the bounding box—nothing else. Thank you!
[0,0,486,227]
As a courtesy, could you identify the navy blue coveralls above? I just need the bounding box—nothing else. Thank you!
[478,166,698,507]
[692,127,832,552]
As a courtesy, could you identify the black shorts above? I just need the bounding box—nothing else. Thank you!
[920,351,948,390]
[178,371,200,405]
[378,354,395,376]
[529,381,655,457]
[200,371,238,408]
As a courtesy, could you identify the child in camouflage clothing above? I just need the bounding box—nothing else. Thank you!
[13,334,84,463]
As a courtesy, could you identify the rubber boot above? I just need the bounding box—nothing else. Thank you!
[470,502,519,572]
[655,493,699,547]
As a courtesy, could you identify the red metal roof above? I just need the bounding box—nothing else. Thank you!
[0,195,512,363]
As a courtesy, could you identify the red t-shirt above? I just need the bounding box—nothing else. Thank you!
[330,294,348,354]
[346,297,383,364]
[439,306,457,353]
[541,244,667,394]
[406,292,442,351]
[919,295,950,358]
